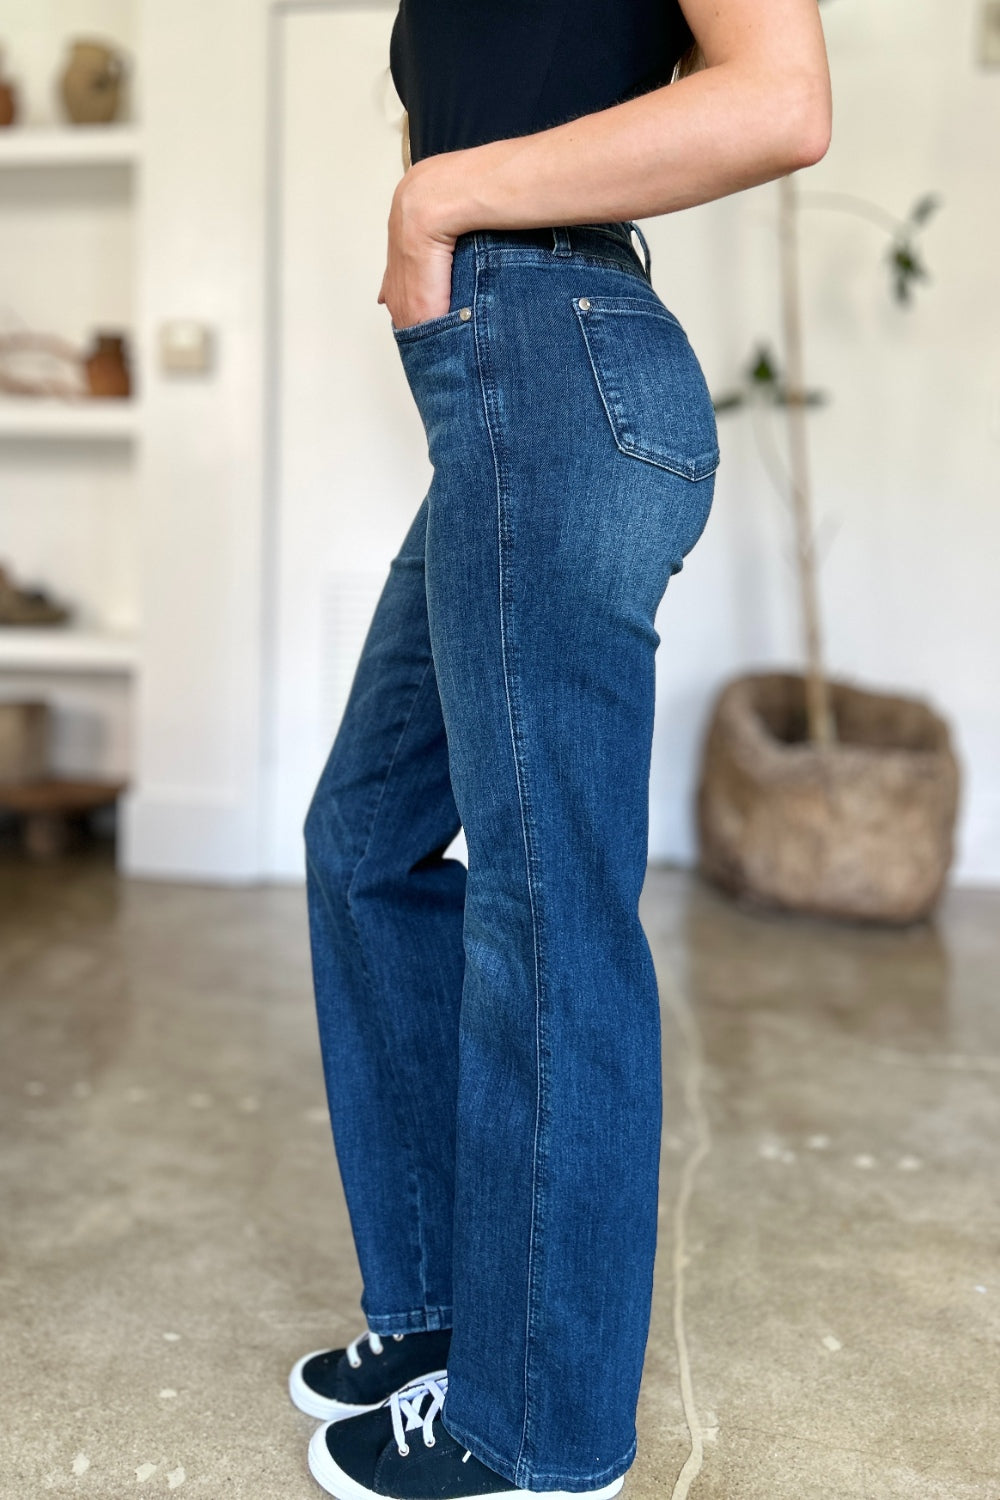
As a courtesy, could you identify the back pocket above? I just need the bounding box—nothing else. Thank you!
[572,295,720,481]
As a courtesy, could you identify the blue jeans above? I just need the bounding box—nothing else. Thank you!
[303,221,719,1491]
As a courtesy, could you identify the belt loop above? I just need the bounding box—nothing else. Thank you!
[628,220,652,282]
[551,226,572,257]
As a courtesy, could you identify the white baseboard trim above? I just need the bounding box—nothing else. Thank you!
[121,788,263,882]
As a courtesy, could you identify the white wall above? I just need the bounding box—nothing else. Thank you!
[121,0,270,877]
[125,0,999,884]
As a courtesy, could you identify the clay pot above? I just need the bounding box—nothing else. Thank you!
[0,702,50,785]
[696,672,960,925]
[59,38,126,125]
[0,74,18,128]
[83,332,131,398]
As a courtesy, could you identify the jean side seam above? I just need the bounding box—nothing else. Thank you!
[472,247,549,1485]
[344,651,439,1316]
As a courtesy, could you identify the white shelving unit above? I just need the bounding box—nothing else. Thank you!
[0,398,141,440]
[0,60,142,809]
[0,628,138,674]
[0,125,142,168]
[0,128,141,447]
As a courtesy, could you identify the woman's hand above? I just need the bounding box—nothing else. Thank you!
[378,159,459,330]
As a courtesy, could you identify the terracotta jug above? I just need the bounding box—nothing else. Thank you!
[0,49,19,127]
[84,333,131,399]
[59,38,126,125]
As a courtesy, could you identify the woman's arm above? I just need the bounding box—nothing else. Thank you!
[380,0,832,328]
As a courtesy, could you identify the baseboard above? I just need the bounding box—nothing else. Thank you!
[120,787,263,882]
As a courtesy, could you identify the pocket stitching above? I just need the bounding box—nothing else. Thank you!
[572,297,720,482]
[391,307,471,344]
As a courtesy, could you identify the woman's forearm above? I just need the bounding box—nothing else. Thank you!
[401,61,831,242]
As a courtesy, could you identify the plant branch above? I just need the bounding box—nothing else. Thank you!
[796,188,911,236]
[779,172,834,746]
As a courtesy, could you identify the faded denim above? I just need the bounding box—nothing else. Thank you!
[303,221,719,1491]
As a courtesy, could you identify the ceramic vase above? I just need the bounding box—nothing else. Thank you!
[84,333,131,398]
[0,49,18,126]
[59,38,126,125]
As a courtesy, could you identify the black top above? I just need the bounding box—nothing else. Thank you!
[390,0,693,165]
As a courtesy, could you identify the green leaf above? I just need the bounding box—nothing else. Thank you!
[909,192,942,226]
[894,245,928,278]
[748,345,781,386]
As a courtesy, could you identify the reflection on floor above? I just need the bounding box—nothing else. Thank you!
[0,859,996,1500]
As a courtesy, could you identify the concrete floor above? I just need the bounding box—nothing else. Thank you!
[0,855,997,1500]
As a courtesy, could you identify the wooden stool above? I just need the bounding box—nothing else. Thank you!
[0,778,127,860]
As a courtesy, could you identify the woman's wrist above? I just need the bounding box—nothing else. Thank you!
[393,145,498,244]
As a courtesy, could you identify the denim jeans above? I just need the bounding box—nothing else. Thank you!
[303,221,719,1491]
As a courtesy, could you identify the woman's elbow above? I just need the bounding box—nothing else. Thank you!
[783,74,833,170]
[791,112,832,171]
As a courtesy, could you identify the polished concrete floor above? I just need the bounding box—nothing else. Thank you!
[0,853,997,1500]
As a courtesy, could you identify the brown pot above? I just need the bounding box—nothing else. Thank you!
[696,671,960,925]
[83,332,131,398]
[0,76,18,128]
[59,38,126,125]
[0,702,50,785]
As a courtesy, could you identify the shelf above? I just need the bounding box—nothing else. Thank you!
[0,400,141,441]
[0,125,141,168]
[0,629,139,674]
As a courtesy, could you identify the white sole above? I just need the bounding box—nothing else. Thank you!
[289,1354,450,1424]
[307,1422,626,1500]
[288,1350,386,1422]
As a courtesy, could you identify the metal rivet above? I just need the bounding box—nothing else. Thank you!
[578,297,591,311]
[459,306,472,321]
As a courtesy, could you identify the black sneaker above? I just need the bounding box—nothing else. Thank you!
[306,1374,626,1500]
[289,1328,452,1423]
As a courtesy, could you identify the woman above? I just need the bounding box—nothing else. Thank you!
[291,3,831,1498]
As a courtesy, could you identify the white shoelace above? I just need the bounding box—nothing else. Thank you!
[388,1375,449,1457]
[346,1328,405,1369]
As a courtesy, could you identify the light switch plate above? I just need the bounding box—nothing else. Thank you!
[981,0,1000,65]
[159,320,214,374]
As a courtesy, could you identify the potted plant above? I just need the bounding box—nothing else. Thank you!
[695,169,960,925]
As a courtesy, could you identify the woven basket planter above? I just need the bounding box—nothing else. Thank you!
[696,672,960,924]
